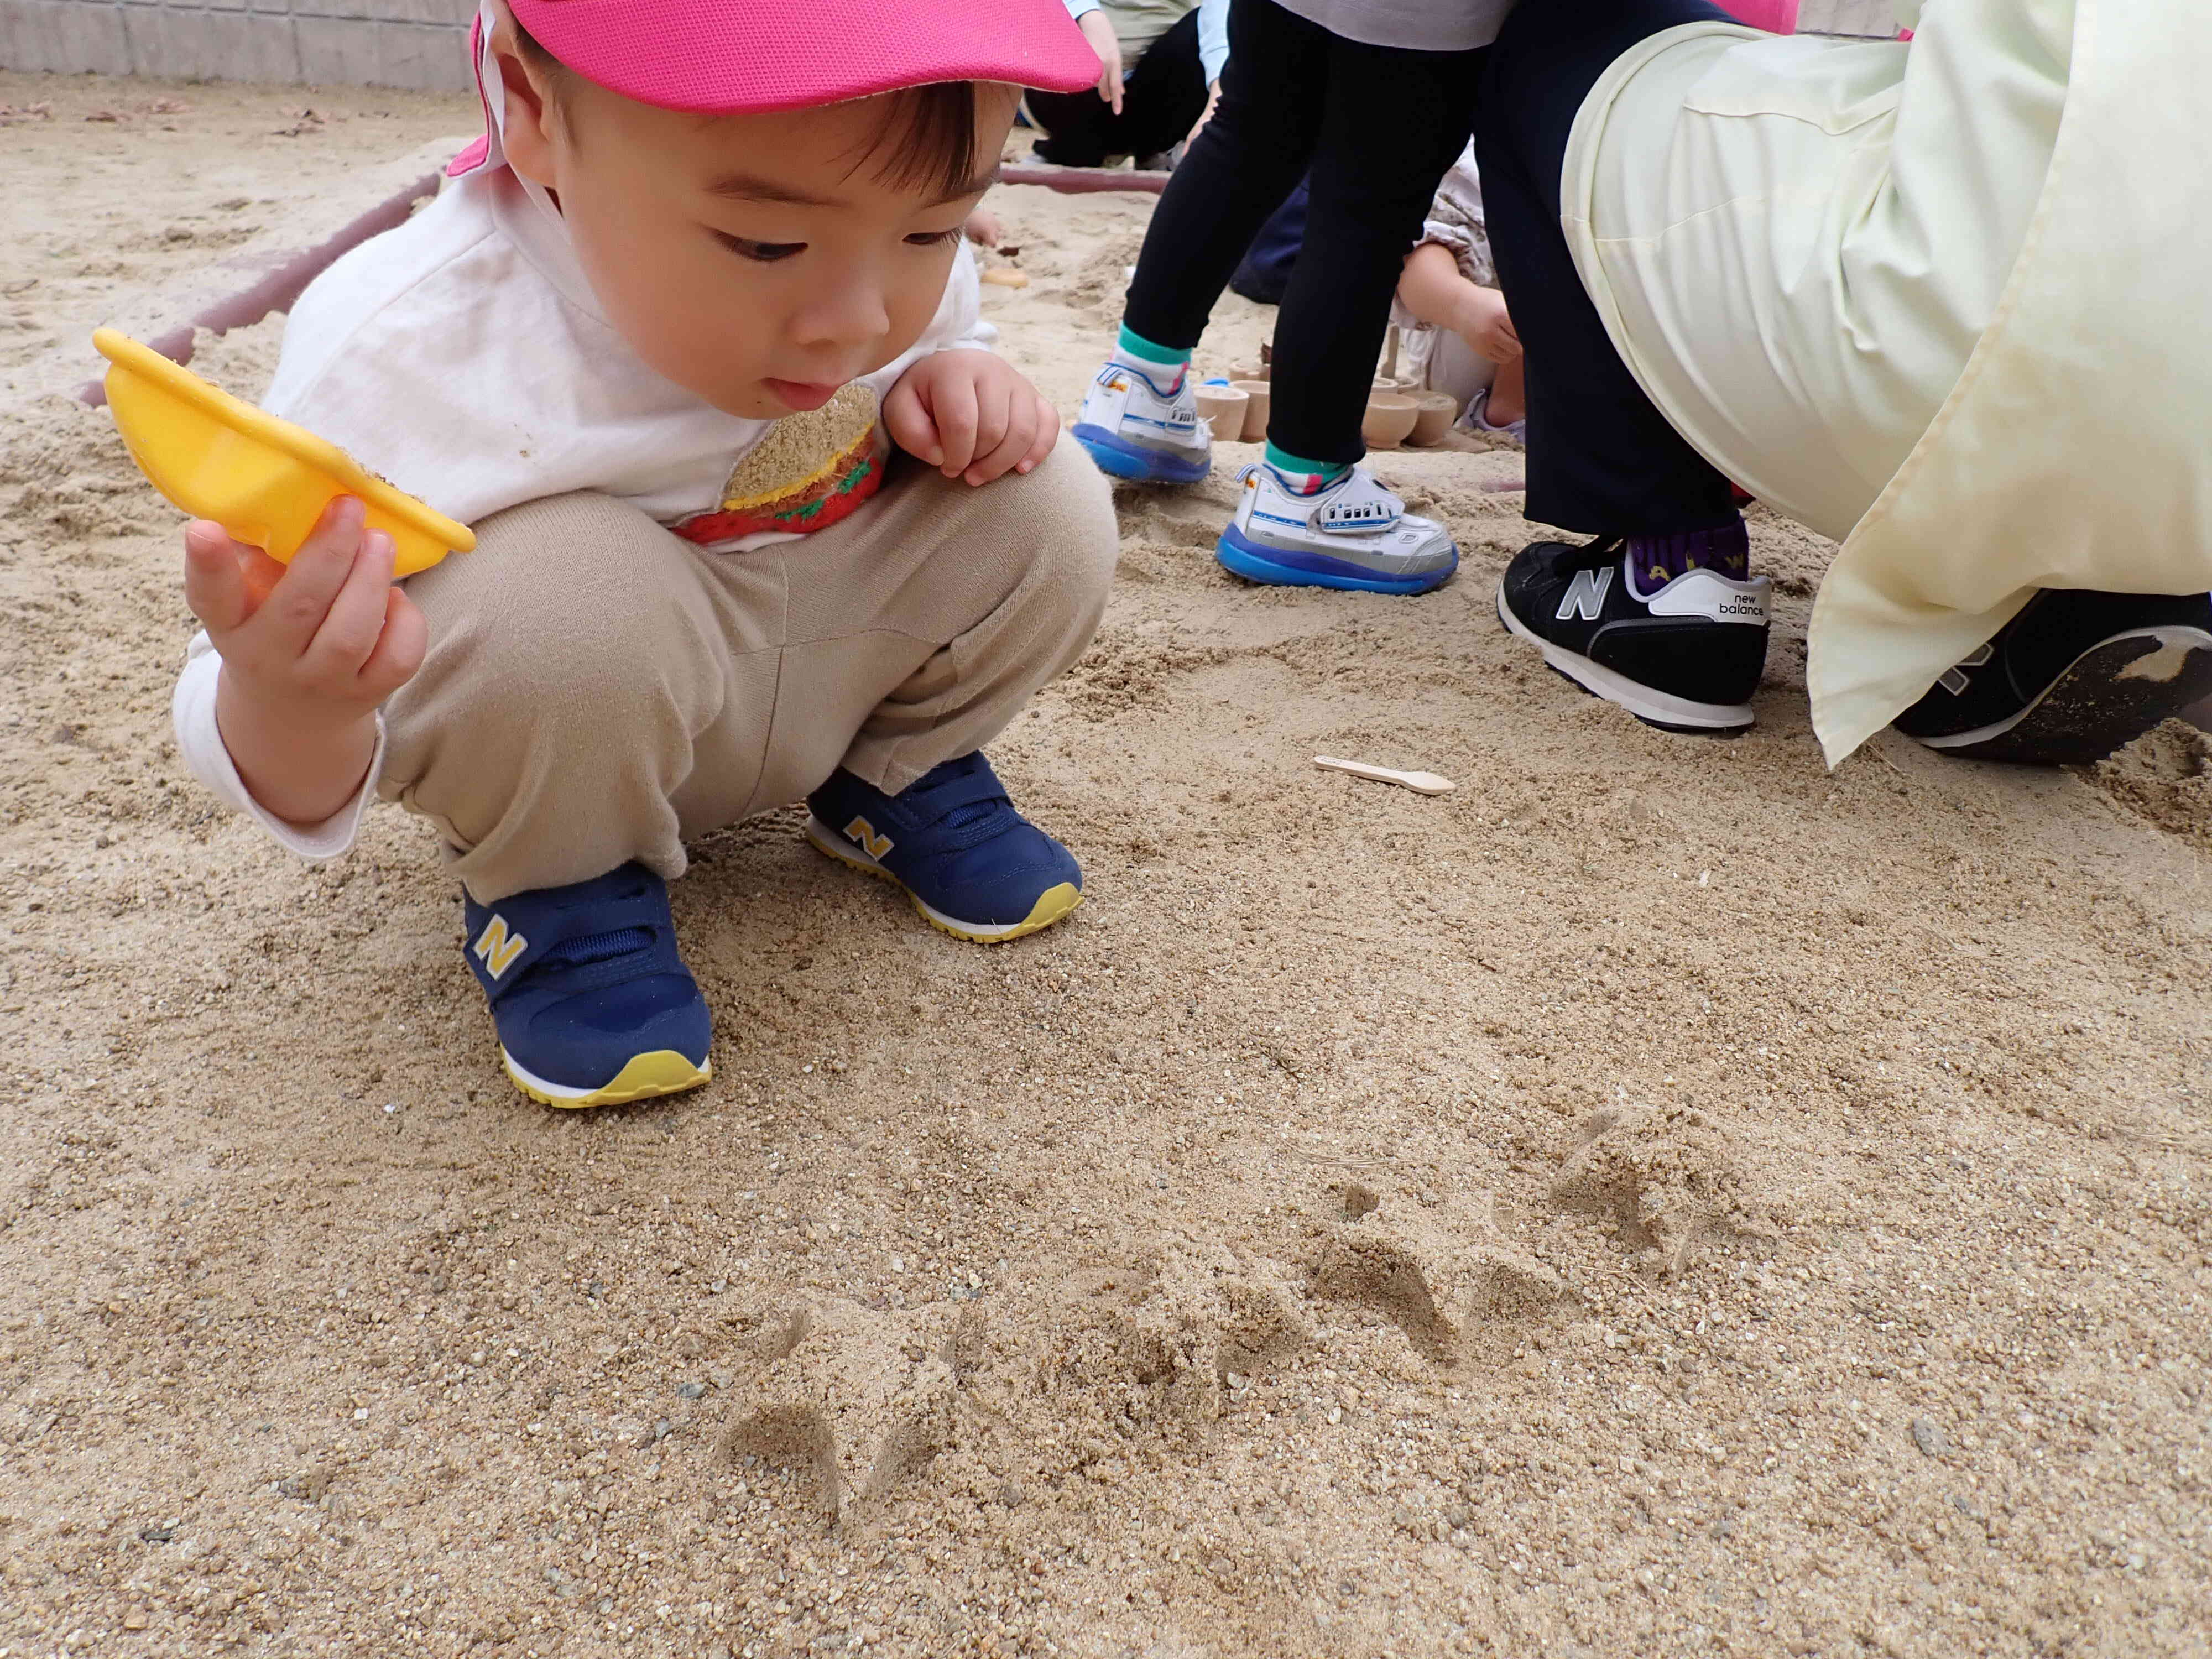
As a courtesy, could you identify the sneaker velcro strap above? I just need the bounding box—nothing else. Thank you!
[1313,472,1404,535]
[462,864,677,1005]
[1102,361,1186,403]
[902,754,1013,826]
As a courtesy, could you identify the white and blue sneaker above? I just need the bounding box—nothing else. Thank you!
[462,864,712,1109]
[806,753,1083,943]
[1073,359,1211,485]
[1217,463,1459,595]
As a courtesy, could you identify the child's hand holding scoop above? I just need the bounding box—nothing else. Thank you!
[181,496,426,826]
[91,327,468,825]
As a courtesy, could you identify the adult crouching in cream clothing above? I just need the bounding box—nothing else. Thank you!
[1478,0,2212,764]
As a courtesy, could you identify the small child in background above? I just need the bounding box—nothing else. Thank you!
[1391,145,1526,444]
[170,0,1118,1108]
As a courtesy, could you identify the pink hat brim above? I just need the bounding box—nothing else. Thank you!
[508,0,1103,114]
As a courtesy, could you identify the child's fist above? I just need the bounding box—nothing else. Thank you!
[883,350,1060,487]
[182,495,426,715]
[181,495,426,825]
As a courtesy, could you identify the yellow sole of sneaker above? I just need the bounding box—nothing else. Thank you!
[501,1047,712,1109]
[806,821,1083,944]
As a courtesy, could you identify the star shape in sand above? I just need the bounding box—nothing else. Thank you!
[717,1297,958,1520]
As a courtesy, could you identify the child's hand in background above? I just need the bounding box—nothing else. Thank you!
[182,495,425,825]
[1455,286,1523,365]
[1076,8,1125,115]
[884,349,1060,487]
[962,206,1004,248]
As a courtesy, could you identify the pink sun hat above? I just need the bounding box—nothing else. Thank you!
[505,0,1102,114]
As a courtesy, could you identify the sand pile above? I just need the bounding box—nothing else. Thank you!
[2095,723,2212,853]
[2,71,2209,1659]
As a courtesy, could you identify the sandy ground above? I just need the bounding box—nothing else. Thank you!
[3,71,2211,1659]
[0,71,477,397]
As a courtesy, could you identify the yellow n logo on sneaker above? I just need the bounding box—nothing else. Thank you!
[473,915,528,979]
[844,816,894,860]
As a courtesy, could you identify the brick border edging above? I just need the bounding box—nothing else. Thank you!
[998,166,1167,196]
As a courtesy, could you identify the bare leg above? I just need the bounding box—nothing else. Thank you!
[1488,355,1526,426]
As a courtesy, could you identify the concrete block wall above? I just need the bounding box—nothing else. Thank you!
[2,0,1903,93]
[0,0,478,92]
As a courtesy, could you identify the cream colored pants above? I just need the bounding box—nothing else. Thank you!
[380,434,1117,902]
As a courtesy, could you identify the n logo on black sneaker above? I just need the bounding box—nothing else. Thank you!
[1938,642,1996,697]
[1558,565,1613,623]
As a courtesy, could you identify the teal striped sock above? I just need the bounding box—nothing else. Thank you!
[1264,442,1350,493]
[1114,322,1191,368]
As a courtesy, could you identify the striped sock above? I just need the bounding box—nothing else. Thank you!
[1264,442,1351,496]
[1626,518,1750,597]
[1112,323,1189,392]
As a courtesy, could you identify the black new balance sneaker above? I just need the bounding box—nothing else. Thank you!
[1893,588,2212,764]
[1496,538,1771,734]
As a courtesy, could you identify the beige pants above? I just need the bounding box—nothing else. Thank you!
[380,434,1117,902]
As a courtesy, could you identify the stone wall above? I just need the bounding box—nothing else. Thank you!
[0,1,477,93]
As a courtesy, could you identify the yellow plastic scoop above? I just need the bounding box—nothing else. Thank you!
[92,328,473,577]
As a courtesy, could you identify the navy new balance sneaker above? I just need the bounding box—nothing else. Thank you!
[806,753,1083,943]
[462,863,712,1108]
[1893,588,2212,764]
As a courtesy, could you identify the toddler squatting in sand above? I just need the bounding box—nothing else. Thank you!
[169,0,1118,1108]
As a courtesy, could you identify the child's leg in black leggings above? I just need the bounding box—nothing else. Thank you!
[1270,37,1484,467]
[1122,0,1333,353]
[1123,0,1483,469]
[1475,0,1741,534]
[1479,0,1770,735]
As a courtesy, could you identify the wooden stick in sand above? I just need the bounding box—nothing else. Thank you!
[1312,755,1457,796]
